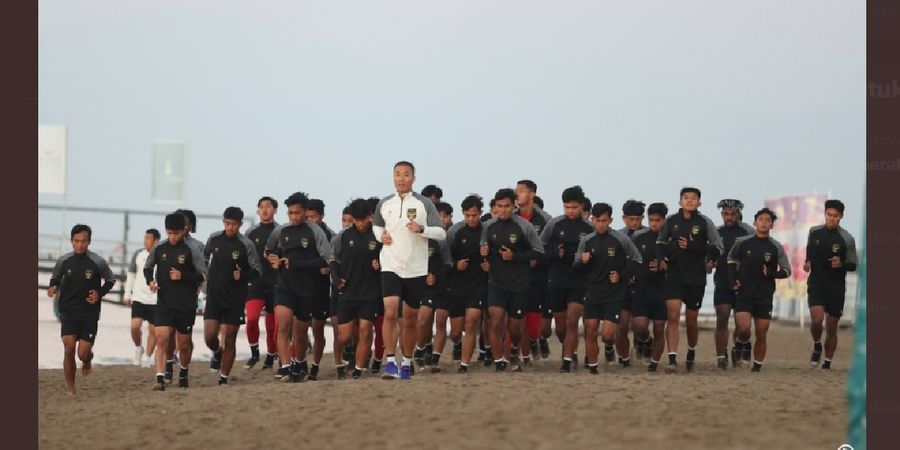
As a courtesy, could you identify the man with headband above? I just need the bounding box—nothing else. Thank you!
[713,199,755,369]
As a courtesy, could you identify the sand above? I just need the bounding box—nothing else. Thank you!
[38,323,854,450]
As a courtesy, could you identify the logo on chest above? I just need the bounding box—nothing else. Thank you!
[832,244,840,253]
[349,240,355,247]
[177,254,187,264]
[509,234,518,244]
[301,237,310,248]
[534,225,542,234]
[763,252,772,262]
[231,250,240,260]
[691,225,700,235]
[368,241,377,251]
[161,253,167,262]
[407,208,417,220]
[428,247,435,257]
[84,269,94,280]
[607,247,616,257]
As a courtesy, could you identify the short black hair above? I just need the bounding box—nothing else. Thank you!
[307,199,325,215]
[582,197,592,211]
[680,187,702,199]
[534,195,544,209]
[421,184,443,199]
[348,198,372,220]
[591,203,613,218]
[825,199,845,214]
[175,209,197,232]
[394,161,415,175]
[494,188,516,204]
[754,207,778,222]
[146,228,161,240]
[284,191,310,208]
[165,213,186,231]
[647,203,669,218]
[561,185,586,204]
[70,224,91,240]
[461,194,484,211]
[342,206,351,215]
[258,196,278,209]
[517,179,537,193]
[223,206,244,222]
[489,198,497,208]
[366,197,381,215]
[436,202,453,215]
[622,199,646,216]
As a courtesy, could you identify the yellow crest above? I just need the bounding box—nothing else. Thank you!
[428,247,435,257]
[607,247,615,257]
[301,238,309,248]
[231,250,240,260]
[691,225,700,235]
[763,252,772,262]
[177,254,186,264]
[368,241,377,251]
[407,208,417,220]
[509,234,518,244]
[84,269,94,280]
[832,244,840,253]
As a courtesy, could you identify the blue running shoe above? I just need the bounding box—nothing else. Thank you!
[382,361,399,380]
[400,364,412,380]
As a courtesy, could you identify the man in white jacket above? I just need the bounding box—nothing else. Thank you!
[124,229,160,367]
[372,161,447,380]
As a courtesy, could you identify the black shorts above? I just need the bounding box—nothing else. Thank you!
[550,286,585,312]
[662,280,706,311]
[311,294,331,321]
[735,294,774,320]
[155,307,196,334]
[622,287,635,312]
[381,272,426,309]
[527,283,547,314]
[203,299,246,326]
[713,288,736,307]
[447,291,486,316]
[583,299,622,323]
[131,301,156,321]
[247,285,275,312]
[631,297,667,321]
[487,288,528,319]
[337,300,378,324]
[329,290,340,317]
[808,286,846,318]
[60,319,98,344]
[273,289,316,321]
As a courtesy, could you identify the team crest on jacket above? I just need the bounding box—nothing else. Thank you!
[407,208,417,220]
[301,238,309,248]
[368,241,377,251]
[764,252,772,262]
[231,250,240,260]
[214,247,219,253]
[509,234,518,244]
[607,247,616,257]
[84,269,94,280]
[691,225,700,235]
[349,240,354,247]
[177,254,186,264]
[832,244,840,253]
[161,253,167,261]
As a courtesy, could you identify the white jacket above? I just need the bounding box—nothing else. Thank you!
[372,191,447,278]
[125,248,157,305]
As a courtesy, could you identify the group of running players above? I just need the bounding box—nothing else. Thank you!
[47,161,858,394]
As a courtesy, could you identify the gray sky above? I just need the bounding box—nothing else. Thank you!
[39,0,864,246]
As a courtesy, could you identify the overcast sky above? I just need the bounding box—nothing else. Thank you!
[38,0,864,247]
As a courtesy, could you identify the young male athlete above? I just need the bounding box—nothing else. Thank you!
[804,199,858,369]
[305,198,336,381]
[124,228,160,367]
[727,208,791,372]
[47,224,116,395]
[630,203,669,372]
[615,199,646,366]
[243,196,279,369]
[713,199,755,369]
[514,179,552,365]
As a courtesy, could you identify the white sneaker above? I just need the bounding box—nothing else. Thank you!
[142,355,154,368]
[134,346,144,366]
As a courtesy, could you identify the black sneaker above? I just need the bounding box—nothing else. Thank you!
[686,348,696,372]
[218,376,228,385]
[482,350,493,367]
[308,364,319,381]
[822,360,832,370]
[604,346,615,364]
[293,361,309,382]
[619,357,631,368]
[589,365,599,374]
[341,346,353,364]
[414,348,426,369]
[262,354,276,370]
[665,354,678,374]
[539,338,551,359]
[573,353,579,370]
[634,339,644,361]
[751,362,762,372]
[528,340,539,360]
[210,349,223,372]
[164,371,173,384]
[457,364,469,374]
[742,342,752,362]
[178,376,189,389]
[477,349,487,362]
[351,367,362,379]
[337,365,347,380]
[495,360,508,372]
[244,356,260,370]
[431,355,442,373]
[276,366,291,381]
[510,356,522,372]
[648,361,659,372]
[810,342,823,367]
[559,359,572,373]
[717,357,728,370]
[423,353,434,368]
[424,342,433,358]
[453,342,463,361]
[153,375,166,391]
[370,359,382,373]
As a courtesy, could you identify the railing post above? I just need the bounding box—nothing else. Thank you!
[122,211,130,303]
